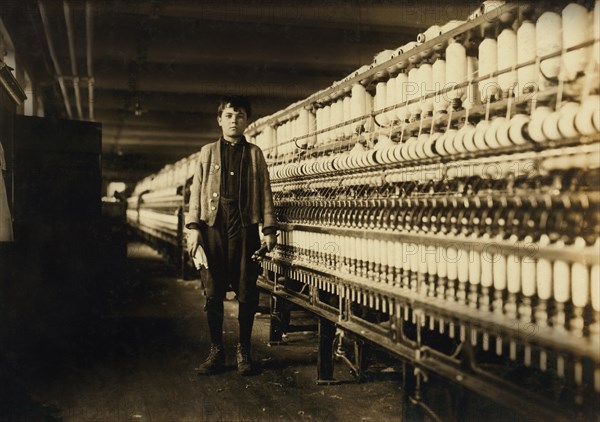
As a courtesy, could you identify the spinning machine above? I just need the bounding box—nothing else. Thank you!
[128,2,600,418]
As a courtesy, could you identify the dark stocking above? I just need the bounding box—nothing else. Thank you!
[238,301,257,348]
[205,298,224,346]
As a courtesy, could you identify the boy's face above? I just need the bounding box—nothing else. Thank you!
[218,104,248,139]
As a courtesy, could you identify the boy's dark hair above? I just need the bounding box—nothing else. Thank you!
[217,96,252,119]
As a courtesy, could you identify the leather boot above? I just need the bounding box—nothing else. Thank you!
[236,343,253,376]
[196,344,226,375]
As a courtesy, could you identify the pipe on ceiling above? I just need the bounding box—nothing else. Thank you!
[85,0,94,121]
[63,0,83,119]
[38,0,73,119]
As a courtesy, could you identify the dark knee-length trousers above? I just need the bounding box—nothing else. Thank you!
[199,197,262,304]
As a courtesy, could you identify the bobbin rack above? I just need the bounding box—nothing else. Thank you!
[247,1,600,420]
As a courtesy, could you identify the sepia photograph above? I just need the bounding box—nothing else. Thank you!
[0,0,599,420]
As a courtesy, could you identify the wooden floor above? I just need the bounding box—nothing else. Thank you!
[1,243,406,421]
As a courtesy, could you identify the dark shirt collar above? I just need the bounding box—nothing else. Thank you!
[220,135,247,147]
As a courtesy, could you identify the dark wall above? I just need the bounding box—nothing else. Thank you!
[0,116,118,354]
[12,117,102,231]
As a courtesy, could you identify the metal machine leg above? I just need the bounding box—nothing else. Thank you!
[402,362,424,422]
[353,339,369,382]
[269,295,287,345]
[317,317,340,385]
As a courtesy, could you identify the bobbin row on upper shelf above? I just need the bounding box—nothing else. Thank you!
[246,1,600,164]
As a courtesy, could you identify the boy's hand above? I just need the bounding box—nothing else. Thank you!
[187,229,200,257]
[264,233,277,251]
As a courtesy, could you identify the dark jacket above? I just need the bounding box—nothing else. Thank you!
[185,138,277,234]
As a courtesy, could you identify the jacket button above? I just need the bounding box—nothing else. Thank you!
[214,164,220,169]
[212,192,218,197]
[211,206,216,211]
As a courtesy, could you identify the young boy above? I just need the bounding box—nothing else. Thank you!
[186,96,277,375]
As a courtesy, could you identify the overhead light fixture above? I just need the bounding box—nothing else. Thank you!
[134,101,144,116]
